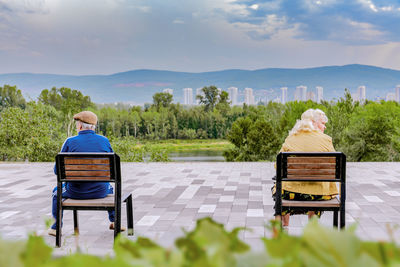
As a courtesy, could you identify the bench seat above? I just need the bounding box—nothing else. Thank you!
[282,196,340,208]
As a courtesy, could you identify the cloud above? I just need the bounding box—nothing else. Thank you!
[1,0,400,75]
[173,19,185,24]
[0,0,47,14]
[219,0,400,45]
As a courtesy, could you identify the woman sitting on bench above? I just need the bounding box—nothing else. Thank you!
[272,108,338,229]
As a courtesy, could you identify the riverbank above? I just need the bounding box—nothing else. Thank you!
[133,139,234,152]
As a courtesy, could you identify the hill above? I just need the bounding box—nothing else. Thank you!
[1,64,400,104]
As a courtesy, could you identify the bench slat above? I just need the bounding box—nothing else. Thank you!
[65,176,112,181]
[63,195,114,207]
[287,157,336,164]
[65,170,110,177]
[64,158,110,165]
[65,164,110,171]
[288,169,336,175]
[282,197,340,207]
[287,163,335,169]
[286,174,336,180]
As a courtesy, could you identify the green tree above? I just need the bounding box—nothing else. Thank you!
[38,87,94,136]
[0,85,26,110]
[0,107,30,160]
[342,102,400,161]
[38,87,93,115]
[152,92,173,111]
[324,89,358,151]
[0,103,63,161]
[197,86,220,112]
[224,117,280,161]
[130,111,141,138]
[25,102,64,161]
[215,91,231,115]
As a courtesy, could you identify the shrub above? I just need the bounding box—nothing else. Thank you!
[2,218,400,266]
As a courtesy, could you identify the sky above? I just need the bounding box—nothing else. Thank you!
[1,0,400,75]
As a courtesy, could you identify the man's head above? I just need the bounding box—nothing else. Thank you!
[73,111,97,132]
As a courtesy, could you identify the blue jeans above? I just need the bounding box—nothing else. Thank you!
[51,183,115,229]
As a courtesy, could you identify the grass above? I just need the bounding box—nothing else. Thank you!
[134,139,234,152]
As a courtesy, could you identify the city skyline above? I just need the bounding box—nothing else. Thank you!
[161,84,400,106]
[1,1,400,75]
[156,84,400,106]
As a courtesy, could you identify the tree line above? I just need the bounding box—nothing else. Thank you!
[1,84,400,162]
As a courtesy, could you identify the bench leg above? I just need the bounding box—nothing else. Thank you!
[333,210,338,228]
[56,207,62,247]
[340,207,346,229]
[73,210,79,235]
[125,194,134,236]
[114,207,121,241]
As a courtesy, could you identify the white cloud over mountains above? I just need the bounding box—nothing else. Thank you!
[0,0,400,74]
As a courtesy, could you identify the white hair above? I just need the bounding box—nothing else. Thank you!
[76,120,96,131]
[289,109,328,136]
[301,108,328,124]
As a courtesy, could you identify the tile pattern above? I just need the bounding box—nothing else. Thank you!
[0,162,400,255]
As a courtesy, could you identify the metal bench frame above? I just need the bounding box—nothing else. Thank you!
[55,152,133,247]
[275,152,346,229]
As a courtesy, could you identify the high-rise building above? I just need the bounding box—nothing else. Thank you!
[395,85,400,103]
[163,88,173,95]
[316,86,323,103]
[183,88,193,105]
[386,92,396,101]
[295,85,307,101]
[244,87,255,105]
[196,87,204,105]
[228,87,238,106]
[358,86,366,102]
[280,87,288,104]
[306,91,316,102]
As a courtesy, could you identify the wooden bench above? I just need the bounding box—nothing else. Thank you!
[275,152,346,228]
[55,152,134,247]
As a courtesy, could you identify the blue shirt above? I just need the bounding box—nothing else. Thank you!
[54,130,113,198]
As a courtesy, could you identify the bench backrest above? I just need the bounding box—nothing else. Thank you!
[56,153,121,183]
[277,152,346,183]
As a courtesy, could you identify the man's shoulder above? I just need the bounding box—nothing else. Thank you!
[93,133,110,142]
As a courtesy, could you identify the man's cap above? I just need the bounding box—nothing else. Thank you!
[73,111,97,125]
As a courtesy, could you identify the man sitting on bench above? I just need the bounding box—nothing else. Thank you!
[48,111,122,236]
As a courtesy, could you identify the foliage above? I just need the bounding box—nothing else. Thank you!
[3,84,400,162]
[264,220,400,266]
[149,147,171,162]
[38,87,93,115]
[153,92,173,111]
[224,117,280,161]
[0,84,26,110]
[197,85,230,112]
[0,103,63,161]
[341,101,400,161]
[38,87,94,136]
[2,218,400,266]
[110,137,171,162]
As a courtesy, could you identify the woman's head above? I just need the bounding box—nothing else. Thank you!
[289,108,328,136]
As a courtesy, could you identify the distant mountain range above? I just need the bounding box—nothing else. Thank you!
[1,64,400,104]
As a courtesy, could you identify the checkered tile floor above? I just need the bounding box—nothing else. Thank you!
[0,162,400,255]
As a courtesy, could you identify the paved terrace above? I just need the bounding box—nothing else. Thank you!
[0,162,400,255]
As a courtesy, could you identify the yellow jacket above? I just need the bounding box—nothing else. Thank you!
[279,130,338,196]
